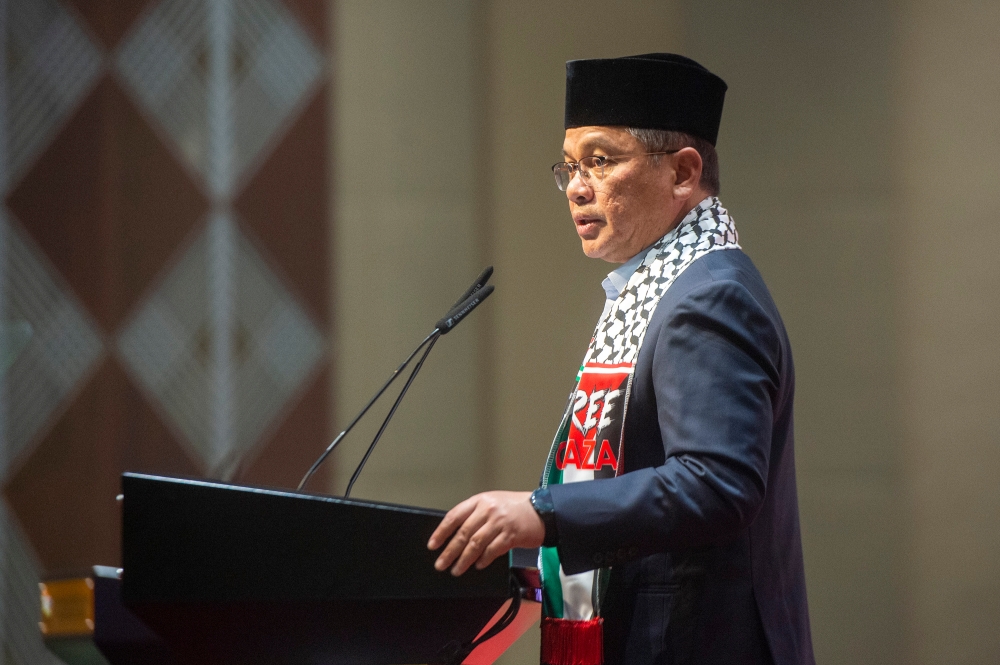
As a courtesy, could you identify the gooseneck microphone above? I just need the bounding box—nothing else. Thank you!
[295,330,438,491]
[449,265,493,309]
[343,283,494,498]
[435,283,493,336]
[343,334,440,498]
[297,269,495,494]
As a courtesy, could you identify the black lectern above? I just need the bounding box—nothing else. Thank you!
[117,473,538,664]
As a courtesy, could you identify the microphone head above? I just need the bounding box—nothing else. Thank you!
[436,284,494,334]
[476,265,494,286]
[450,266,494,310]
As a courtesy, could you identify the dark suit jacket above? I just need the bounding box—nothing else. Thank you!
[548,249,814,665]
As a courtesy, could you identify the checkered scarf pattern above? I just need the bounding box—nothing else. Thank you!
[586,197,740,366]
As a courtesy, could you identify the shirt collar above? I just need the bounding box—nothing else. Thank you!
[601,248,647,302]
[599,198,719,302]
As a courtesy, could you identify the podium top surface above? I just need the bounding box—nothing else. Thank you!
[125,472,448,516]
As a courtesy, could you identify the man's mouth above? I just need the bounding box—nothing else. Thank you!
[574,216,604,239]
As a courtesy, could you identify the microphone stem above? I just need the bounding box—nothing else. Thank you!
[344,332,441,498]
[297,330,439,491]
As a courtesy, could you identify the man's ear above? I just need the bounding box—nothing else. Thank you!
[671,146,703,199]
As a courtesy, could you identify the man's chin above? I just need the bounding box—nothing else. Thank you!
[581,239,617,262]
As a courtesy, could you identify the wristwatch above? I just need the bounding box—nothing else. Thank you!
[530,487,560,548]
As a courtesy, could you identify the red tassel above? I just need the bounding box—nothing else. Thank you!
[540,617,604,665]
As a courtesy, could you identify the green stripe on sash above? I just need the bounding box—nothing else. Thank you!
[541,546,564,618]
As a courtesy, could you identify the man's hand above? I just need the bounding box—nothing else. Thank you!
[427,491,545,576]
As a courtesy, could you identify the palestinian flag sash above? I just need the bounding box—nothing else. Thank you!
[538,198,739,665]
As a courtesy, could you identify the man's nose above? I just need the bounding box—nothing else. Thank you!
[565,170,594,204]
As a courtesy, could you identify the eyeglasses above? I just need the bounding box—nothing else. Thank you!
[551,151,678,191]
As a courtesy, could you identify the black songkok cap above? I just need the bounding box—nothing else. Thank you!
[565,53,728,146]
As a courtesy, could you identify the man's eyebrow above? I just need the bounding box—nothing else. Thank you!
[563,138,617,159]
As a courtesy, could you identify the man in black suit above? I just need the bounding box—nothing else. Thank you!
[429,54,814,665]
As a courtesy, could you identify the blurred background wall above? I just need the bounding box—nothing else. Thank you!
[0,0,997,664]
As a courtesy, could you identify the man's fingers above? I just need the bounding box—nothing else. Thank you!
[474,531,512,571]
[430,491,537,576]
[428,498,476,550]
[450,522,502,576]
[434,505,489,571]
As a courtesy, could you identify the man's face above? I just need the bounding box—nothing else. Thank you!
[561,126,678,263]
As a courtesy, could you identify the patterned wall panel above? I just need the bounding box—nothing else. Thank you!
[116,218,324,474]
[0,0,330,662]
[116,0,322,194]
[4,0,101,186]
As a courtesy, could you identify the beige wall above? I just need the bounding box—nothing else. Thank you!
[898,2,1000,663]
[331,2,1000,664]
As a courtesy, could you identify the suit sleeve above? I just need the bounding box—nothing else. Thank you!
[548,279,782,575]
